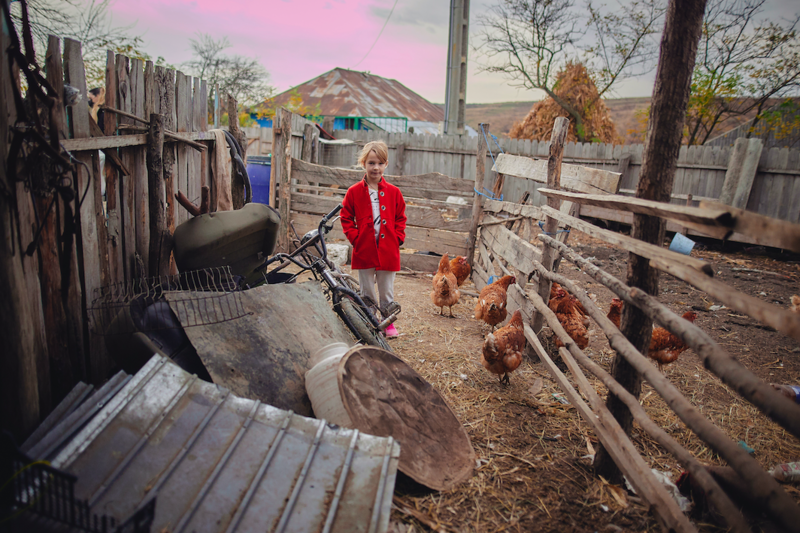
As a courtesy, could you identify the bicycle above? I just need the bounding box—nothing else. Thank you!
[258,204,400,351]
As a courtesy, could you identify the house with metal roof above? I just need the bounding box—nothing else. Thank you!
[253,68,445,133]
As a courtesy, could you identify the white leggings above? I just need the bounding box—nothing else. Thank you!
[356,269,396,316]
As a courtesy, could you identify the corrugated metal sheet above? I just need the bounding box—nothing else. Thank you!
[265,68,444,122]
[44,356,400,533]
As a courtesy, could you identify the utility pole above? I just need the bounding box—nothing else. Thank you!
[444,0,469,136]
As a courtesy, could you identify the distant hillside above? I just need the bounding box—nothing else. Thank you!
[453,98,652,144]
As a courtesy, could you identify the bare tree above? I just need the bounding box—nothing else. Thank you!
[475,0,664,141]
[184,33,273,108]
[10,0,157,87]
[685,0,800,145]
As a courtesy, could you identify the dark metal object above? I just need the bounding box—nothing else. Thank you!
[89,266,248,337]
[2,432,155,533]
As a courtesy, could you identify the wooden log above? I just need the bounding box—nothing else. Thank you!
[698,200,800,253]
[532,117,568,333]
[66,39,106,383]
[524,325,699,533]
[155,67,176,256]
[302,123,314,162]
[147,114,170,277]
[542,205,714,276]
[559,342,748,532]
[176,190,201,217]
[527,259,800,530]
[269,110,282,208]
[466,123,488,269]
[541,232,800,437]
[278,109,293,251]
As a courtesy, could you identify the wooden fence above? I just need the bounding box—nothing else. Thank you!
[1,33,217,437]
[473,137,800,531]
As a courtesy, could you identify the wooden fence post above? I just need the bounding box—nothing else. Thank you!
[594,0,708,483]
[277,109,293,252]
[718,137,763,209]
[147,113,169,277]
[131,58,149,275]
[466,123,489,269]
[531,118,569,333]
[227,94,246,209]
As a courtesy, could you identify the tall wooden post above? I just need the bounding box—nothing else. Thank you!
[594,0,708,482]
[0,17,42,438]
[532,117,569,333]
[227,94,246,209]
[466,123,489,269]
[147,114,170,277]
[277,109,293,252]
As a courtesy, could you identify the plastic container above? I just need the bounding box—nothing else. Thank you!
[668,232,695,255]
[770,461,800,483]
[305,342,353,426]
[247,155,271,205]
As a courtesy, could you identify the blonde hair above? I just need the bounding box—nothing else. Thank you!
[357,140,389,167]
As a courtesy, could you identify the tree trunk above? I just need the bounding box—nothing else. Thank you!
[227,94,246,209]
[594,0,708,483]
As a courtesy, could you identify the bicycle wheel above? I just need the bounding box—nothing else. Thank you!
[336,295,392,352]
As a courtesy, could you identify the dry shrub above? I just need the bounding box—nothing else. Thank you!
[509,62,622,144]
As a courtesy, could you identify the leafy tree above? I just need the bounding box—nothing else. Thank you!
[684,0,800,145]
[474,0,664,142]
[255,88,322,123]
[184,33,274,109]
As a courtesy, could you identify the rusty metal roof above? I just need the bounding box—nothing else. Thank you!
[266,68,444,122]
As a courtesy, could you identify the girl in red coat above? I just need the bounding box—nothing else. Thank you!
[341,141,407,338]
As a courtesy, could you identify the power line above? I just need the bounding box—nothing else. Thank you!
[352,0,399,68]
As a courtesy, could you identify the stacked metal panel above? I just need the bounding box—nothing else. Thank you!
[24,356,399,533]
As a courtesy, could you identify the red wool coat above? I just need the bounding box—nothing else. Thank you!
[341,176,407,271]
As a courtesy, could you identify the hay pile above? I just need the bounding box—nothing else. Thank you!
[509,62,621,144]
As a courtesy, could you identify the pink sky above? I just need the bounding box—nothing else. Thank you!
[108,0,798,104]
[108,0,550,103]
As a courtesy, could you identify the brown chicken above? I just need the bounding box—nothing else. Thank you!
[791,295,800,313]
[474,275,516,331]
[549,282,590,328]
[606,300,697,371]
[482,310,526,385]
[607,297,623,328]
[449,255,471,287]
[431,253,460,317]
[550,287,589,350]
[649,311,698,371]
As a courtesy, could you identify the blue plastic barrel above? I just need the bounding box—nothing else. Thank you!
[247,155,271,205]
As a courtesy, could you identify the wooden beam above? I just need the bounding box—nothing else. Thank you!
[479,222,542,277]
[491,153,621,195]
[147,113,170,277]
[699,200,800,253]
[537,188,735,230]
[277,109,293,252]
[524,325,698,533]
[482,198,544,220]
[541,205,714,276]
[526,266,800,530]
[718,138,763,209]
[291,158,474,196]
[533,118,568,333]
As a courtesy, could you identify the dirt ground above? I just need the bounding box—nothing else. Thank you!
[336,229,800,533]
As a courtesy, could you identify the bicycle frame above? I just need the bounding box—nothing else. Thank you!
[258,205,385,332]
